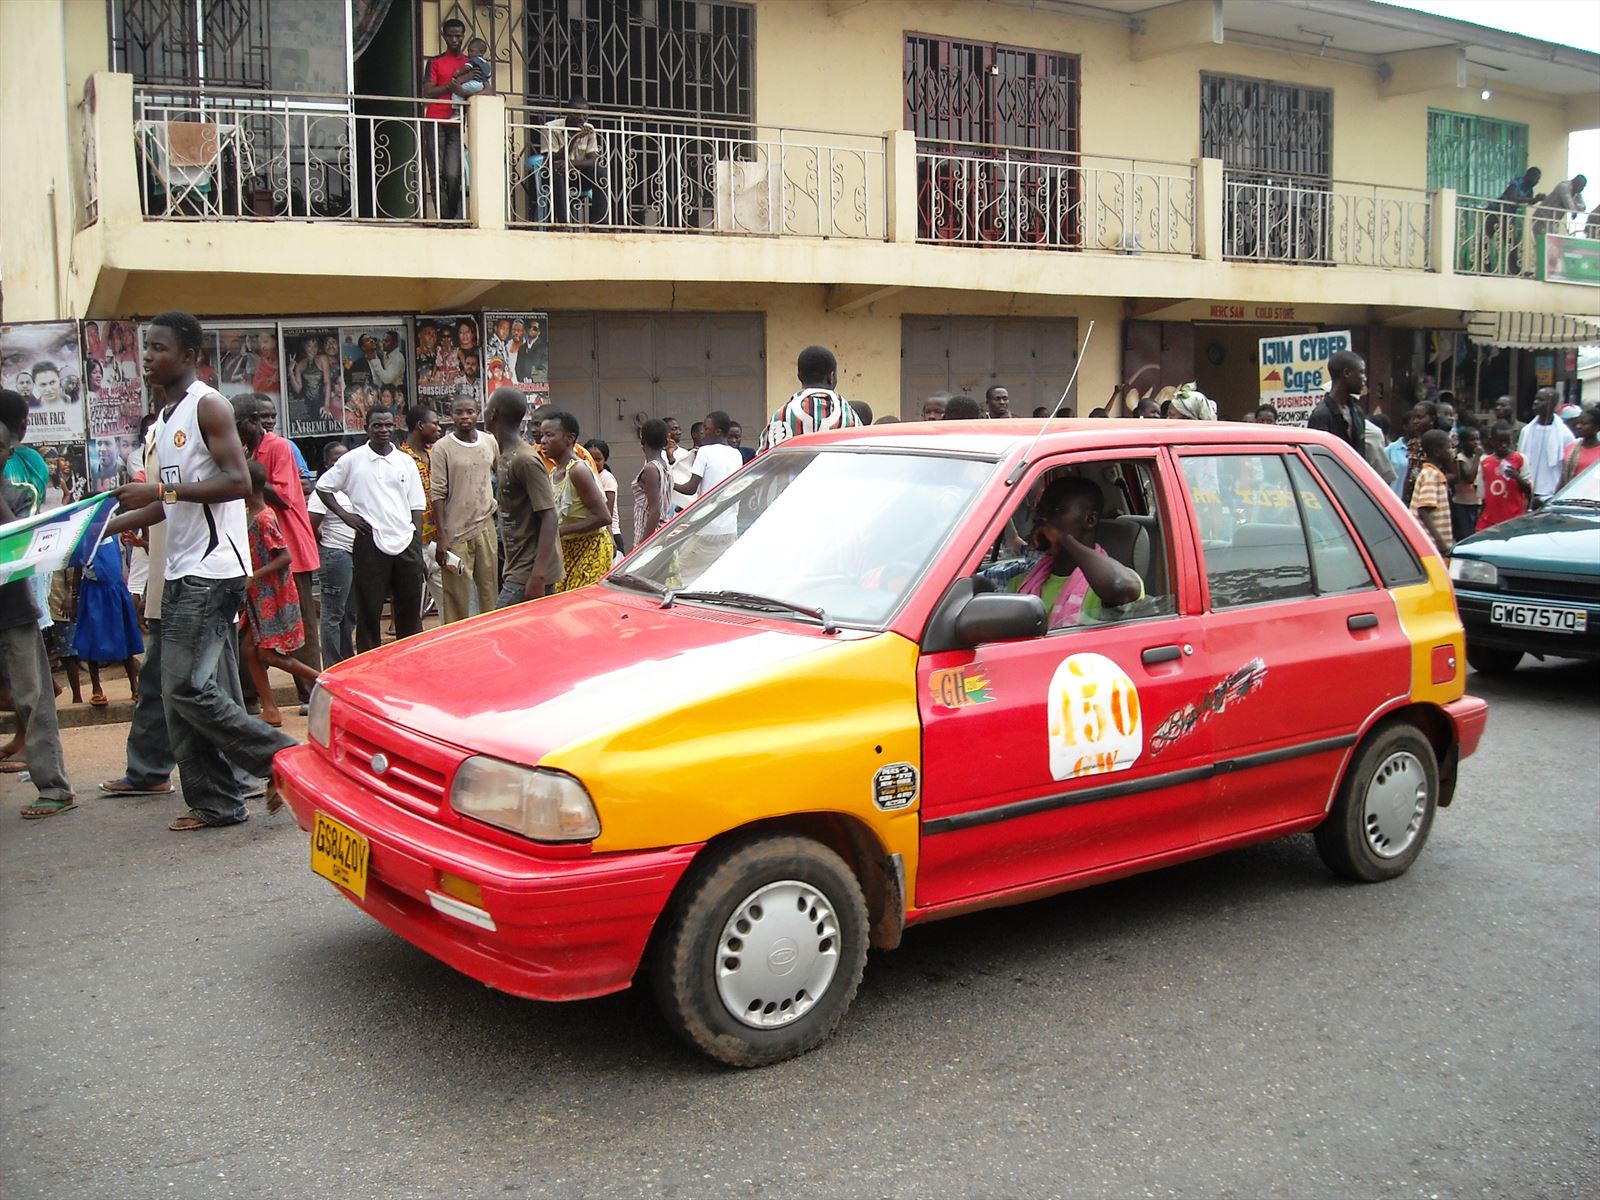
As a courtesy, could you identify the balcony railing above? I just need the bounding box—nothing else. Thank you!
[1454,194,1539,278]
[1224,178,1432,270]
[505,107,886,239]
[132,85,468,223]
[915,142,1196,254]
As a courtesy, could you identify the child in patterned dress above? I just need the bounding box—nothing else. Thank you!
[242,460,320,727]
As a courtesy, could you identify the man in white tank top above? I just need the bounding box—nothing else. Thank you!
[108,311,295,831]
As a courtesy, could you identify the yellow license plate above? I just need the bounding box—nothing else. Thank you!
[311,812,370,901]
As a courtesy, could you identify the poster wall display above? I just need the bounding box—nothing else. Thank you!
[39,444,89,504]
[338,321,411,432]
[82,319,143,439]
[0,321,86,444]
[483,311,550,408]
[207,324,283,401]
[87,433,142,493]
[281,325,346,437]
[414,315,481,411]
[1257,330,1351,426]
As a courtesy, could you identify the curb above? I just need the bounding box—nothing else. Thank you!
[2,684,304,734]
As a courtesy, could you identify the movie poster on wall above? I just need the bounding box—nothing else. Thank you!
[39,444,89,504]
[207,324,283,400]
[87,433,141,493]
[281,325,346,437]
[483,311,550,407]
[414,315,481,410]
[82,319,143,438]
[0,321,86,443]
[338,321,410,432]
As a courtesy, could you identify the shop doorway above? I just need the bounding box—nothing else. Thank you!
[902,317,1080,416]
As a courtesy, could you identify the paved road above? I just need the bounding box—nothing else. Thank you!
[2,660,1597,1199]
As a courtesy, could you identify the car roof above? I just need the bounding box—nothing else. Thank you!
[796,418,1347,457]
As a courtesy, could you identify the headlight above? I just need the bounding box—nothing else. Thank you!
[307,684,332,748]
[1448,558,1498,587]
[450,758,600,843]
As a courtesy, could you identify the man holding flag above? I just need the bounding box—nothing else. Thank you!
[0,391,75,817]
[108,312,295,831]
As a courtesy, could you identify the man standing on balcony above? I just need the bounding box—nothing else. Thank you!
[422,18,478,222]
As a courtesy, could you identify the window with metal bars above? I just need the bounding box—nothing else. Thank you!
[1426,110,1529,199]
[108,0,270,89]
[1201,72,1333,264]
[904,33,1081,246]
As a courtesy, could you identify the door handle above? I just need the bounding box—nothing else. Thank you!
[1141,644,1182,665]
[1347,613,1378,631]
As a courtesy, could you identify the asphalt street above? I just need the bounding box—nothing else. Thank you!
[2,658,1596,1199]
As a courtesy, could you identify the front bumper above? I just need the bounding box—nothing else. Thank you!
[1455,590,1600,662]
[275,744,701,1001]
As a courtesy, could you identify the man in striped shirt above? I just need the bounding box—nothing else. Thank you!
[757,345,861,454]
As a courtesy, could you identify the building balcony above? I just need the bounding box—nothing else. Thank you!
[68,73,1592,320]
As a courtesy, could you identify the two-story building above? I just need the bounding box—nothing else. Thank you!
[2,0,1597,492]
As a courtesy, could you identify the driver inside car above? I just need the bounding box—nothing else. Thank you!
[1006,475,1144,627]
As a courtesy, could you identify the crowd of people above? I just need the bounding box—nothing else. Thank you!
[1,315,1593,826]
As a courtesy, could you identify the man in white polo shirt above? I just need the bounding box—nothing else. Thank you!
[315,406,427,653]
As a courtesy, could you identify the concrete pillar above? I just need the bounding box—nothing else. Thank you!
[1194,157,1223,262]
[90,73,142,231]
[886,129,918,244]
[1430,187,1455,276]
[467,93,507,232]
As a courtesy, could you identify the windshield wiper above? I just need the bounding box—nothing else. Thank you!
[608,571,667,595]
[663,588,839,633]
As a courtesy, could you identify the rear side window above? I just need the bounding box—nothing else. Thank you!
[1306,449,1426,587]
[1181,454,1314,608]
[1287,458,1376,593]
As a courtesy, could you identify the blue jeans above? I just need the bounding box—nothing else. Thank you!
[124,618,175,788]
[496,577,549,608]
[318,548,355,666]
[161,576,296,825]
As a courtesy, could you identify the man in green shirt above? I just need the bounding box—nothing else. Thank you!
[485,387,563,606]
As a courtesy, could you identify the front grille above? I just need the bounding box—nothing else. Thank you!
[1500,573,1599,604]
[328,700,465,817]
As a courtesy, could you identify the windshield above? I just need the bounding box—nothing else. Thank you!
[1550,458,1600,506]
[612,448,996,627]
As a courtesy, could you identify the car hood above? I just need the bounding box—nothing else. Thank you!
[322,588,858,765]
[1454,506,1600,574]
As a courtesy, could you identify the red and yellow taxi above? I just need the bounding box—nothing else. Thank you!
[277,421,1487,1066]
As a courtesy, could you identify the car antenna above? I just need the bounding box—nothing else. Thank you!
[1004,319,1094,488]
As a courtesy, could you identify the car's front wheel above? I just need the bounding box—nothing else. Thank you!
[651,835,868,1067]
[1314,722,1439,883]
[1466,644,1523,675]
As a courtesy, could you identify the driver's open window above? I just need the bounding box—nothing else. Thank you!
[973,458,1178,631]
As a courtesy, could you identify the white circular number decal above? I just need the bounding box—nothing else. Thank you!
[1047,653,1143,781]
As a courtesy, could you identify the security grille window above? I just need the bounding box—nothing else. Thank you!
[904,33,1081,245]
[109,0,270,89]
[1201,72,1333,263]
[1426,110,1529,198]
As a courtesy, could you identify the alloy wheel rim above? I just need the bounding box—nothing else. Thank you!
[1362,750,1428,859]
[715,880,841,1030]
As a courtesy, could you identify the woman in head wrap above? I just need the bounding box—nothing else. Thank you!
[1167,383,1217,421]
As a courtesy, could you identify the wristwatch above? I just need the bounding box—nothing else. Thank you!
[161,483,179,505]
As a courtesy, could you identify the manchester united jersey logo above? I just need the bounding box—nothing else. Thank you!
[172,430,187,448]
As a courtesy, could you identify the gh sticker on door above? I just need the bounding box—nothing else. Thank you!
[1047,653,1143,781]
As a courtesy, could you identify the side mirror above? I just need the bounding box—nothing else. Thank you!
[951,592,1046,647]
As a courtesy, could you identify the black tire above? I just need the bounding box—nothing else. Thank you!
[1466,644,1523,675]
[651,835,868,1068]
[1315,722,1439,883]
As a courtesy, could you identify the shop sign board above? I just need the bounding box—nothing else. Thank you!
[1258,330,1351,426]
[1538,235,1600,287]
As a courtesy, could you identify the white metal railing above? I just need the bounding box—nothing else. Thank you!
[505,107,886,239]
[914,143,1196,254]
[1224,177,1432,270]
[132,85,468,223]
[1454,193,1540,278]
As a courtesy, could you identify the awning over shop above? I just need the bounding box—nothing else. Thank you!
[1465,311,1600,349]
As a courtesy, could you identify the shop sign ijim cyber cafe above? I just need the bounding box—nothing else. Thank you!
[1258,330,1351,426]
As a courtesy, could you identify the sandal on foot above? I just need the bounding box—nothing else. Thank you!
[100,777,175,796]
[265,779,285,816]
[0,760,28,774]
[168,808,250,831]
[90,693,109,707]
[21,798,78,819]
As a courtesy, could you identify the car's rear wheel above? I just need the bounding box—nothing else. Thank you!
[1314,722,1439,883]
[1466,644,1523,675]
[651,835,868,1067]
